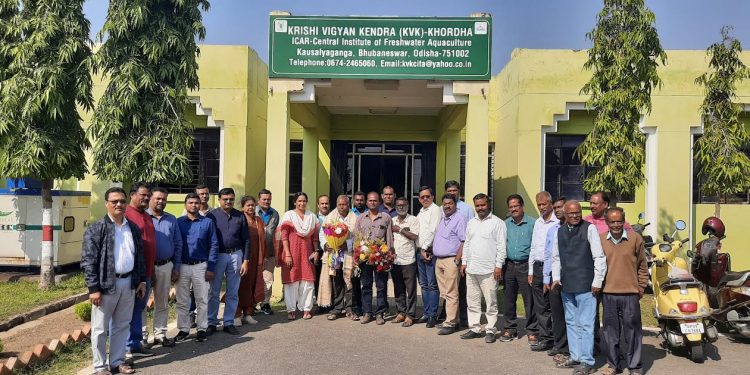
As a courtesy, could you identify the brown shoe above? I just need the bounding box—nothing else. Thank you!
[376,314,386,325]
[402,316,414,327]
[303,311,313,320]
[360,313,373,324]
[392,313,406,324]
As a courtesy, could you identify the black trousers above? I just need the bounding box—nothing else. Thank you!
[392,263,418,319]
[549,285,569,353]
[531,262,553,343]
[602,293,643,371]
[331,268,349,313]
[503,260,534,333]
[459,273,468,326]
[351,275,362,315]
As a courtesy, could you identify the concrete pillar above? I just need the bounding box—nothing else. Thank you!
[464,94,489,202]
[302,127,319,197]
[265,90,291,211]
[317,139,331,197]
[445,130,461,183]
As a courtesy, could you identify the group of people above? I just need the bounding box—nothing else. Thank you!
[81,180,648,375]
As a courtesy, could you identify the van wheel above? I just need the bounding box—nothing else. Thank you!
[689,343,704,363]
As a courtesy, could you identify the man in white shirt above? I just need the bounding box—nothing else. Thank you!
[528,191,559,351]
[551,200,607,374]
[391,197,420,327]
[415,186,442,327]
[460,193,507,343]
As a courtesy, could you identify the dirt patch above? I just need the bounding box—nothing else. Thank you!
[0,304,86,364]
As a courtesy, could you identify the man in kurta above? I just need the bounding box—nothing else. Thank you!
[354,192,394,325]
[319,195,358,320]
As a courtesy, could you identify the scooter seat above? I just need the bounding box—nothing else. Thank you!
[720,271,750,287]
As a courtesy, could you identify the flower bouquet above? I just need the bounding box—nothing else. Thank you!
[352,236,395,274]
[323,222,349,274]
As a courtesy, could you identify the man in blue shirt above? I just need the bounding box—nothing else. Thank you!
[206,188,250,336]
[378,186,398,217]
[500,194,537,344]
[175,193,219,343]
[147,187,182,347]
[443,180,472,328]
[544,196,569,360]
[352,191,366,216]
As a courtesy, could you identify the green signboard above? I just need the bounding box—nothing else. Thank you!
[269,16,491,80]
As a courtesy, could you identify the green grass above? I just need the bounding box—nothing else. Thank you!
[15,340,91,375]
[0,273,86,321]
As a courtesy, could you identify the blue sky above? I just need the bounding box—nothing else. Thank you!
[83,0,750,75]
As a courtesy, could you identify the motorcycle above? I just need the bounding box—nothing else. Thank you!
[650,219,717,363]
[690,221,750,338]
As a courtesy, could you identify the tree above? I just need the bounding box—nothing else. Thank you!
[694,26,750,218]
[0,0,93,289]
[89,0,210,184]
[577,0,667,204]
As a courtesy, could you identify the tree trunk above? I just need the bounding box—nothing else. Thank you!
[39,179,55,289]
[609,192,619,208]
[714,200,721,218]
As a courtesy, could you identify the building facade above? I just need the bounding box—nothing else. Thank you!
[16,45,745,270]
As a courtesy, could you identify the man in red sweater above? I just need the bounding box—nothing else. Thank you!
[125,183,157,357]
[599,207,649,375]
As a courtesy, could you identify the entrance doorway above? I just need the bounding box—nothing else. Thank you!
[330,142,436,214]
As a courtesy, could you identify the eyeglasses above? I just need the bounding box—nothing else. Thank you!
[108,199,127,205]
[419,195,432,199]
[566,211,582,216]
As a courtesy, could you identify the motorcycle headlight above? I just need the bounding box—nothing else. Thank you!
[659,243,672,253]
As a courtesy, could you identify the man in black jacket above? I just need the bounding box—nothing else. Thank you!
[81,187,147,375]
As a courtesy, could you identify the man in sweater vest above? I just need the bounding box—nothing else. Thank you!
[551,200,607,375]
[599,208,648,375]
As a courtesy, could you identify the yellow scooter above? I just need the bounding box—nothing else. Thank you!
[651,220,717,363]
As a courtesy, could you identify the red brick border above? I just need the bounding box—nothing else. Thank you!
[1,323,91,373]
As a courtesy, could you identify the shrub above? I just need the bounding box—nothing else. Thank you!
[0,338,4,353]
[74,302,92,322]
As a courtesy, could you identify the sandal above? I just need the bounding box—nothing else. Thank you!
[287,312,297,320]
[303,311,313,320]
[553,353,569,363]
[327,313,338,321]
[113,363,136,374]
[347,312,360,321]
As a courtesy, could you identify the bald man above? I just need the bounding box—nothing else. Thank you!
[551,200,607,375]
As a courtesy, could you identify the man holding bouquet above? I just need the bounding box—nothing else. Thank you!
[319,195,358,320]
[354,192,394,325]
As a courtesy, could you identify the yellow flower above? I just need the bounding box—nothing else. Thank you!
[359,253,366,261]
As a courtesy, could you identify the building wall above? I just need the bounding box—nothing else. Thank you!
[494,49,750,269]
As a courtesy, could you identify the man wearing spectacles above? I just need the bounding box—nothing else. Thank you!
[415,186,441,327]
[206,188,250,336]
[124,182,156,357]
[82,187,147,375]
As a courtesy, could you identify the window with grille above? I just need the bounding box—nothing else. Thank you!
[544,134,634,202]
[159,128,220,193]
[692,134,750,204]
[459,143,495,200]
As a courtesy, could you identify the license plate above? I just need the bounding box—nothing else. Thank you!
[680,322,704,334]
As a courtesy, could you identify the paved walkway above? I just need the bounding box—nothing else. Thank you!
[104,312,748,375]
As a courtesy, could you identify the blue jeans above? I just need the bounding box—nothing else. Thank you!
[208,250,243,326]
[417,254,439,318]
[360,264,389,315]
[127,280,151,350]
[562,291,597,366]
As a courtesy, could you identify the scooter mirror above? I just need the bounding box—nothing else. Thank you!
[675,220,686,231]
[638,212,645,220]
